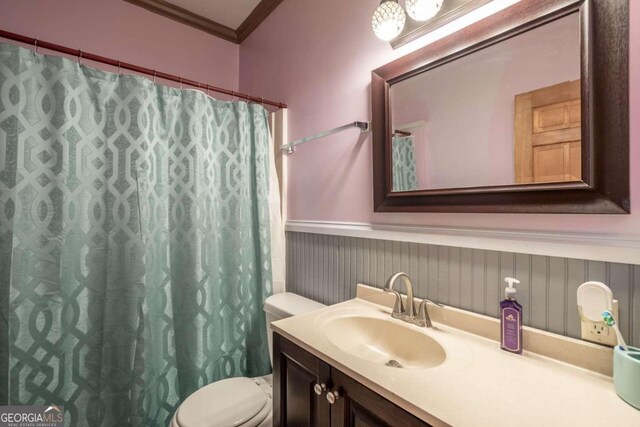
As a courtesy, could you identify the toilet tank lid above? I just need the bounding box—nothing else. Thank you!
[264,293,325,319]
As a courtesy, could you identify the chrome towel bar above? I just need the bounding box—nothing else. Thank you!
[281,121,371,154]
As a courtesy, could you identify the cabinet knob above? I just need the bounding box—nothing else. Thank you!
[314,383,326,396]
[326,390,340,404]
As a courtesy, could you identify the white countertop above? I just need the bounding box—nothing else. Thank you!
[271,297,640,427]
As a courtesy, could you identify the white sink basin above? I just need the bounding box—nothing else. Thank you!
[322,315,446,369]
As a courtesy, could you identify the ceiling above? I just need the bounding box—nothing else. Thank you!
[167,0,261,29]
[125,0,284,44]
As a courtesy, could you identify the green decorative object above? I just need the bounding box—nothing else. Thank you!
[391,135,418,192]
[614,346,640,410]
[0,42,273,426]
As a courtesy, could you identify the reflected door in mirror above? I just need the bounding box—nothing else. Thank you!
[514,80,581,184]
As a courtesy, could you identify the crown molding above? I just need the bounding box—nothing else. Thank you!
[124,0,284,44]
[237,0,284,43]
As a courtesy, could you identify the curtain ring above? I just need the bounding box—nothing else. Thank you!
[260,97,264,106]
[34,39,39,54]
[231,91,235,102]
[117,60,121,75]
[179,77,183,89]
[153,69,156,83]
[78,50,83,65]
[206,85,210,96]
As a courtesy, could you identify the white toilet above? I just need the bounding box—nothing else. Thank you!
[171,293,326,427]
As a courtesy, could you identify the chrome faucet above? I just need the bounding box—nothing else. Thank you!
[384,272,443,328]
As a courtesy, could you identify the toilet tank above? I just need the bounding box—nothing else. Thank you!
[263,293,326,364]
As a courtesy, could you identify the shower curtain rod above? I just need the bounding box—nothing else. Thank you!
[0,29,287,109]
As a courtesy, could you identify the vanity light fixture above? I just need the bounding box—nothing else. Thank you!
[372,0,446,41]
[405,0,443,21]
[372,0,407,41]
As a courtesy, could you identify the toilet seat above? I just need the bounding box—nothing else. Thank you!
[171,293,324,427]
[171,377,272,427]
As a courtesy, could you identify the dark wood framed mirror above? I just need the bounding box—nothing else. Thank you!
[372,0,629,213]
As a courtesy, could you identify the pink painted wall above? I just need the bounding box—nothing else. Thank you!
[391,14,579,190]
[240,0,640,237]
[0,0,239,91]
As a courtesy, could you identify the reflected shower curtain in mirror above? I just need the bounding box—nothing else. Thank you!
[0,43,273,426]
[391,135,418,191]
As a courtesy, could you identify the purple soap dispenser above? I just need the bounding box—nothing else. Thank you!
[501,277,523,354]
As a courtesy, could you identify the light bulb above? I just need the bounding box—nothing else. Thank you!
[372,1,406,41]
[405,0,443,21]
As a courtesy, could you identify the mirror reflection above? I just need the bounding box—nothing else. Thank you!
[390,14,581,192]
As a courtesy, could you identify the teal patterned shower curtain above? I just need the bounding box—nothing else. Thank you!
[0,43,273,426]
[391,135,418,192]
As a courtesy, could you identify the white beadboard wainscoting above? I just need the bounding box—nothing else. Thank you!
[284,222,640,347]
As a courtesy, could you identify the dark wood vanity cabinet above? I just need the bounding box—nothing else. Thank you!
[273,333,431,427]
[273,333,331,426]
[329,368,430,427]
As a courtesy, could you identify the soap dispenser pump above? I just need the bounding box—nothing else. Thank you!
[501,277,523,354]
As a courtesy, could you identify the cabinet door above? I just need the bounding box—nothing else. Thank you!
[273,333,331,427]
[329,368,431,427]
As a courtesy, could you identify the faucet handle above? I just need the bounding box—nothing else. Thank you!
[415,299,444,328]
[420,299,444,308]
[383,289,404,315]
